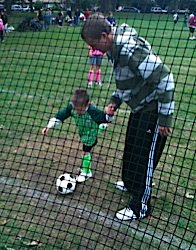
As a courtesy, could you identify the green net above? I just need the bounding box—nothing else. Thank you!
[0,6,195,250]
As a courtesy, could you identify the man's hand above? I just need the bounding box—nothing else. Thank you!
[104,103,116,116]
[159,126,172,136]
[42,127,49,135]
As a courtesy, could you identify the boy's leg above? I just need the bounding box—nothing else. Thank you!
[77,140,97,182]
[81,153,92,174]
[95,68,101,82]
[88,64,94,86]
[116,111,166,220]
[95,56,103,86]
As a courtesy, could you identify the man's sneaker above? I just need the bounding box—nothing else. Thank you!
[76,170,92,183]
[116,181,128,192]
[189,37,195,40]
[116,207,137,221]
[88,81,93,87]
[116,205,151,221]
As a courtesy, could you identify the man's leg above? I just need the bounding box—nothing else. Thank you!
[116,111,166,220]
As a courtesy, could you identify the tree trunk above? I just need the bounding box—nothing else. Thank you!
[4,0,12,13]
[100,0,109,13]
[29,0,34,12]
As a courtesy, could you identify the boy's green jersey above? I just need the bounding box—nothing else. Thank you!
[51,103,112,146]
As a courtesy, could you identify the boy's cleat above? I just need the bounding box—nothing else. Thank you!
[116,207,137,221]
[76,170,92,183]
[116,181,128,192]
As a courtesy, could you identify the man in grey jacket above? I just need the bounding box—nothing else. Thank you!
[81,13,174,221]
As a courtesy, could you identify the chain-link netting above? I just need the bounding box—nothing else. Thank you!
[0,7,195,250]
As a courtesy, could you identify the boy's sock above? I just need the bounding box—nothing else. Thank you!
[96,69,101,82]
[81,153,92,174]
[88,70,94,83]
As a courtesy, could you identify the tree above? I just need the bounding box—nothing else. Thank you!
[29,0,34,12]
[4,0,12,12]
[100,0,109,12]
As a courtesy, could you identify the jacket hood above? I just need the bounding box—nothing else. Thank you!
[115,23,137,46]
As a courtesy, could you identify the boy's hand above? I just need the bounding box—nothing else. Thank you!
[42,127,49,135]
[159,126,172,136]
[104,103,116,116]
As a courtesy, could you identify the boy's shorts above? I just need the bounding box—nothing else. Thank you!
[83,139,98,152]
[88,55,103,66]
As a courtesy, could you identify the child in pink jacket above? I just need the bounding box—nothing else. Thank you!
[0,18,4,42]
[88,47,104,87]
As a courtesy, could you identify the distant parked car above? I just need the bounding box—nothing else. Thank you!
[11,4,23,11]
[115,6,123,12]
[122,7,141,13]
[151,7,167,13]
[22,5,31,12]
[177,9,190,14]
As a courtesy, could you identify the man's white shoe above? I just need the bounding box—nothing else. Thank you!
[116,181,128,192]
[116,207,137,221]
[76,171,92,183]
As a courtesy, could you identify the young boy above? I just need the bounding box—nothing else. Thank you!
[42,89,113,183]
[81,14,174,221]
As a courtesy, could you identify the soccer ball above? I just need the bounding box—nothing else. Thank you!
[56,173,76,194]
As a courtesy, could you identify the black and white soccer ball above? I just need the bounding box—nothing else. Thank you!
[56,173,76,194]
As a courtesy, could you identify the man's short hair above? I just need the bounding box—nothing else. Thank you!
[81,13,112,41]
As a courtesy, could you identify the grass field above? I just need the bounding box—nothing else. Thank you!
[0,12,195,249]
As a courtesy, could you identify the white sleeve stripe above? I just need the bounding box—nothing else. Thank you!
[158,101,175,115]
[138,54,161,79]
[47,118,61,129]
[157,73,174,93]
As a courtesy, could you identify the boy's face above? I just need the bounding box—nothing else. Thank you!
[86,32,113,53]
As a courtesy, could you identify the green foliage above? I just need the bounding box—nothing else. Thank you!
[34,0,43,10]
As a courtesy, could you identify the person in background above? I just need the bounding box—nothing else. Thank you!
[37,9,43,23]
[43,8,52,31]
[188,13,196,40]
[88,46,104,87]
[66,7,72,20]
[81,13,174,221]
[57,11,64,27]
[183,12,188,27]
[107,11,116,26]
[173,13,179,25]
[42,89,114,182]
[74,8,80,26]
[0,18,4,42]
[85,8,90,20]
[0,10,8,27]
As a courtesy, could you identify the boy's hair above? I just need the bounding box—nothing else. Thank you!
[71,89,89,107]
[81,13,112,41]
